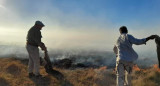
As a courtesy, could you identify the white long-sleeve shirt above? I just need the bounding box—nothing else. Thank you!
[114,33,146,62]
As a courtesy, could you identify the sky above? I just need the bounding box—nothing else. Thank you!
[0,0,160,57]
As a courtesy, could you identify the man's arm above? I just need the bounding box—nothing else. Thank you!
[128,35,146,45]
[128,34,156,45]
[34,30,46,51]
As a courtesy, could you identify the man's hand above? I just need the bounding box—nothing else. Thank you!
[39,43,47,51]
[146,35,157,42]
[149,35,157,39]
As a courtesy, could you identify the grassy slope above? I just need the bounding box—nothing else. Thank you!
[0,58,116,86]
[132,65,160,86]
[0,58,160,86]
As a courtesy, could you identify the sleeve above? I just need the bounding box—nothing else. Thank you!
[34,30,42,45]
[128,34,146,45]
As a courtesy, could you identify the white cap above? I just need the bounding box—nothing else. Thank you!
[35,21,45,26]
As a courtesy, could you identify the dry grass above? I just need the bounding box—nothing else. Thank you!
[132,64,160,86]
[1,58,160,86]
[0,58,116,86]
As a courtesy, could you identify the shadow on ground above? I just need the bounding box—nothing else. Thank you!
[0,77,10,86]
[30,70,73,86]
[30,76,51,86]
[50,69,73,86]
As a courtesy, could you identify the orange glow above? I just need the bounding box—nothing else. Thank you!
[153,64,160,72]
[133,65,140,71]
[98,66,107,71]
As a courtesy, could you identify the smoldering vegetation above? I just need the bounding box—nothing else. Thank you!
[0,58,116,86]
[0,45,160,86]
[1,57,160,86]
[0,45,158,69]
[50,49,116,69]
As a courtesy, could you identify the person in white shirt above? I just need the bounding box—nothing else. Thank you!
[113,26,156,86]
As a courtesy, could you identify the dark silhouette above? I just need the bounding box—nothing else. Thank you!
[26,21,47,77]
[43,49,64,80]
[31,49,73,86]
[155,35,160,68]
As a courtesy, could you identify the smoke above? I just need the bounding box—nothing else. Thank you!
[0,0,159,52]
[0,0,159,68]
[0,45,28,58]
[0,0,118,51]
[0,43,158,69]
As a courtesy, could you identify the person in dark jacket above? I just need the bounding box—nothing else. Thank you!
[26,21,46,78]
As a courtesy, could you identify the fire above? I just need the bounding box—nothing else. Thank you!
[98,66,107,71]
[153,64,160,72]
[133,65,140,71]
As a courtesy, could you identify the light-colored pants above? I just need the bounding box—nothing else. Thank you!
[116,60,133,86]
[26,45,40,75]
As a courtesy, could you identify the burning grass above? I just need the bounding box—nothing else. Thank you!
[0,58,160,86]
[132,64,160,86]
[0,58,116,86]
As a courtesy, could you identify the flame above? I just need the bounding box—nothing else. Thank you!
[153,64,160,72]
[133,65,140,71]
[98,66,107,71]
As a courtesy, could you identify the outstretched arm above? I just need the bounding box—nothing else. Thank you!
[128,35,146,45]
[128,34,156,45]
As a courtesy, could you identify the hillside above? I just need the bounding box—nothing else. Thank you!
[0,58,116,86]
[0,58,160,86]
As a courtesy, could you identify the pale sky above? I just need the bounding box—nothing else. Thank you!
[0,0,160,57]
